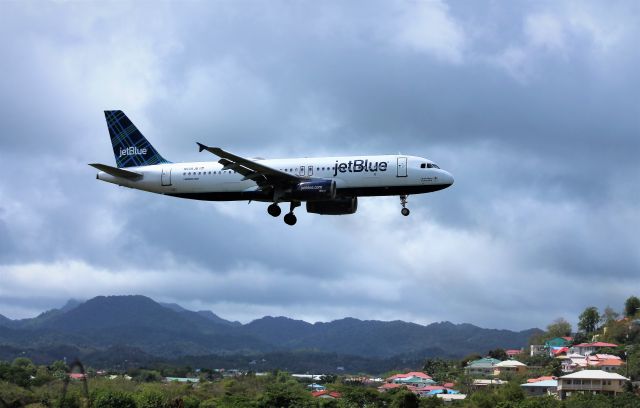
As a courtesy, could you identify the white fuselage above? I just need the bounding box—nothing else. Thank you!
[96,154,454,202]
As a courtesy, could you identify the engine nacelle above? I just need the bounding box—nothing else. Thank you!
[306,197,358,215]
[290,180,336,200]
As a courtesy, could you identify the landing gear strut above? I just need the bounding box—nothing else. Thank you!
[400,195,410,216]
[267,203,282,217]
[283,201,301,226]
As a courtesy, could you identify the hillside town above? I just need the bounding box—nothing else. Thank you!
[2,298,640,407]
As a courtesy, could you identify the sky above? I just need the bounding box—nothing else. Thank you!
[0,0,638,331]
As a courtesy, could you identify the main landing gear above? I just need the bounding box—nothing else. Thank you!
[284,201,300,226]
[400,195,410,216]
[268,202,300,226]
[267,203,282,217]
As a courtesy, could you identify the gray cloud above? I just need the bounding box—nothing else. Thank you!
[0,1,638,331]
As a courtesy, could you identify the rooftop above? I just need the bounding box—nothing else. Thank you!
[521,380,558,388]
[467,357,501,367]
[574,342,618,348]
[560,370,629,380]
[495,360,526,367]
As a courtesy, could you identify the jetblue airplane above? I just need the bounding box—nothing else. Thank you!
[91,111,454,225]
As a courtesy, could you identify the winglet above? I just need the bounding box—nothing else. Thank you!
[197,143,225,158]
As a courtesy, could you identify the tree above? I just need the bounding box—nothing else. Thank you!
[625,296,640,318]
[92,390,136,408]
[546,318,572,338]
[460,353,482,368]
[390,389,420,408]
[257,381,315,408]
[601,306,619,325]
[488,349,508,361]
[340,386,388,408]
[422,359,459,383]
[578,306,600,334]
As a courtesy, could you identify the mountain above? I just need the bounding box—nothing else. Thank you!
[160,302,241,326]
[0,295,541,365]
[0,314,11,327]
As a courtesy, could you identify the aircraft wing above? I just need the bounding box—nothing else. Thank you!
[196,143,302,188]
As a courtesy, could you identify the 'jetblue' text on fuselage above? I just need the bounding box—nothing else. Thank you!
[333,159,388,177]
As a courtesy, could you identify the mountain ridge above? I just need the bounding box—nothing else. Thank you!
[0,295,541,361]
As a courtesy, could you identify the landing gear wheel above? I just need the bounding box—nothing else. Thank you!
[399,194,410,216]
[267,203,281,217]
[283,212,297,226]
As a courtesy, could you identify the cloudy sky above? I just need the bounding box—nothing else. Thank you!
[1,0,638,331]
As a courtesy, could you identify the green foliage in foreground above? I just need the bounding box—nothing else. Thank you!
[1,374,639,408]
[2,356,640,408]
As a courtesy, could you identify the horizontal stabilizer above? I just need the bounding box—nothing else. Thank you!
[89,163,143,181]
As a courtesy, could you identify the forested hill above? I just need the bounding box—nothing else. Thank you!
[0,295,540,362]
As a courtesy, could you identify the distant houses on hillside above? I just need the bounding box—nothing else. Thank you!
[378,371,464,400]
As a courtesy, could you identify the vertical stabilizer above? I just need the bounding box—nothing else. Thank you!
[105,110,170,168]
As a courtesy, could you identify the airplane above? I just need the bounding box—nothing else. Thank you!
[91,110,454,225]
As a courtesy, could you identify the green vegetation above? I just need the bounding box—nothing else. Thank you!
[2,295,640,407]
[1,355,640,408]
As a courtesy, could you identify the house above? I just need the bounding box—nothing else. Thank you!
[570,342,618,356]
[378,383,405,392]
[436,394,467,403]
[561,354,588,373]
[593,358,624,372]
[530,344,547,357]
[386,371,435,387]
[465,358,501,377]
[311,390,341,399]
[561,353,623,373]
[527,376,556,383]
[415,385,460,397]
[505,349,523,358]
[471,379,508,389]
[164,377,199,383]
[307,383,326,391]
[68,373,87,380]
[520,379,558,397]
[493,360,527,376]
[546,337,573,348]
[557,370,629,400]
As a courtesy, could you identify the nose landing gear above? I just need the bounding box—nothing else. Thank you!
[400,195,410,216]
[283,201,300,226]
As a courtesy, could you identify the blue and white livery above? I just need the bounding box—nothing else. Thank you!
[91,111,454,225]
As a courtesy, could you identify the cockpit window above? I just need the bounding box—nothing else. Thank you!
[421,163,426,168]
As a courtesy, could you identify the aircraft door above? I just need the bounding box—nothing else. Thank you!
[161,167,172,186]
[308,165,313,176]
[397,157,408,177]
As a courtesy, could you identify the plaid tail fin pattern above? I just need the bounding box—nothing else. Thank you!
[105,110,170,168]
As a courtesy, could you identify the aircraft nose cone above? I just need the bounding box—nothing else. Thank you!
[442,171,454,186]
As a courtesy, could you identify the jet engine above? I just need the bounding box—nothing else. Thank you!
[306,197,358,215]
[290,180,336,200]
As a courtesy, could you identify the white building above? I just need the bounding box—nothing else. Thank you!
[557,370,629,400]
